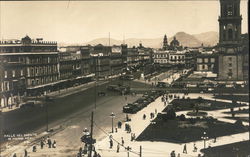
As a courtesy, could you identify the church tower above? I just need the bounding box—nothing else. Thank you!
[218,0,244,80]
[218,0,242,53]
[163,34,168,50]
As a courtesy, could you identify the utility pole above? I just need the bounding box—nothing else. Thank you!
[139,145,142,157]
[89,111,94,157]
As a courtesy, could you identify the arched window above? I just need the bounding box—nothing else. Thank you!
[228,29,233,40]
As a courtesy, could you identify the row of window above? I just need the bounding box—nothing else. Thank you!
[27,57,58,64]
[28,65,58,77]
[28,76,58,86]
[197,58,215,63]
[4,70,24,78]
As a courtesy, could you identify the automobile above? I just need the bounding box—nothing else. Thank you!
[98,91,106,96]
[123,103,139,113]
[208,88,214,91]
[20,101,35,108]
[107,85,119,90]
[156,82,171,88]
[120,74,134,80]
[125,75,134,80]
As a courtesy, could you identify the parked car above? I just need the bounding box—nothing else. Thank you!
[123,103,139,113]
[156,82,171,88]
[20,101,35,108]
[98,91,106,96]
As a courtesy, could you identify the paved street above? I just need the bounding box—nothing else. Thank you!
[5,92,248,157]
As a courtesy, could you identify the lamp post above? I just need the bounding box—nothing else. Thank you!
[110,112,115,133]
[201,131,209,149]
[44,91,49,132]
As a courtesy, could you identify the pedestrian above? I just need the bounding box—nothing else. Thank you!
[24,149,28,157]
[83,144,88,154]
[52,140,56,148]
[109,139,113,149]
[13,153,17,157]
[78,147,83,157]
[115,127,118,133]
[93,151,98,157]
[130,133,134,141]
[32,145,37,152]
[183,144,187,154]
[40,140,45,149]
[155,109,157,114]
[143,114,146,120]
[177,153,181,157]
[193,143,197,152]
[126,114,129,121]
[47,137,52,148]
[214,136,217,143]
[170,150,176,157]
[118,121,122,128]
[117,143,120,153]
[121,137,124,146]
[97,153,101,157]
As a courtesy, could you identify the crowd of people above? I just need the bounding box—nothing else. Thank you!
[12,136,57,157]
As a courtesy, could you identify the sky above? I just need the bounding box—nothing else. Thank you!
[0,1,248,44]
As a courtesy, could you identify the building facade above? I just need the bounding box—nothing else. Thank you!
[217,0,246,81]
[0,36,59,108]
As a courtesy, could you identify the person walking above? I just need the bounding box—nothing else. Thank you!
[118,121,122,128]
[116,143,120,153]
[183,144,187,154]
[32,145,37,152]
[52,140,56,148]
[109,139,113,149]
[24,149,28,157]
[47,137,52,148]
[40,140,45,149]
[170,150,176,157]
[121,137,124,146]
[193,143,197,152]
[12,153,17,157]
[143,114,146,120]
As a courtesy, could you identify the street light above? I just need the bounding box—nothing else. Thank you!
[110,112,115,133]
[201,131,209,149]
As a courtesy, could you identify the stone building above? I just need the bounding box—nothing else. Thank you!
[0,36,59,108]
[217,0,247,81]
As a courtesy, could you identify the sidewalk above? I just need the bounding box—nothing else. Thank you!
[135,69,187,86]
[95,93,249,157]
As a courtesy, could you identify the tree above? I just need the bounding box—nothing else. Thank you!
[166,107,176,120]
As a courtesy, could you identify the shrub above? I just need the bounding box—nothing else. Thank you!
[166,108,176,120]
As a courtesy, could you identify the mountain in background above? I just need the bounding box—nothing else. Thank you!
[59,31,219,48]
[193,31,219,47]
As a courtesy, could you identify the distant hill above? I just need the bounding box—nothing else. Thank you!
[193,31,219,47]
[60,31,219,48]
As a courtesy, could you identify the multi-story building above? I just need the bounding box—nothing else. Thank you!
[217,0,247,81]
[121,44,139,70]
[0,36,59,108]
[110,46,123,76]
[185,49,199,69]
[196,52,218,74]
[169,51,185,66]
[153,50,170,66]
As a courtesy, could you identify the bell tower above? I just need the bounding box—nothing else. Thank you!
[217,0,244,81]
[218,0,242,53]
[163,34,168,50]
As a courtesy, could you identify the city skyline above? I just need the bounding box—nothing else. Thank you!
[0,1,248,44]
